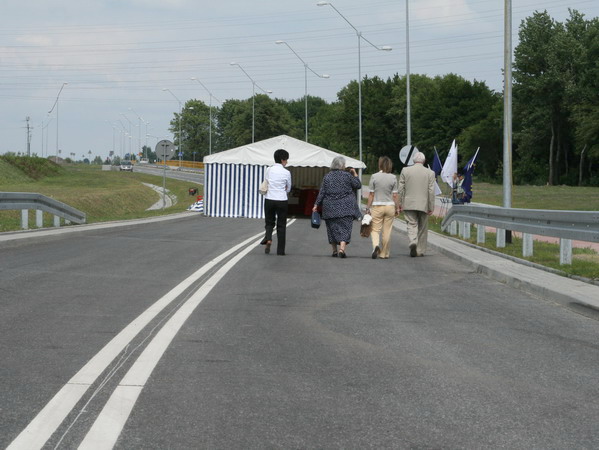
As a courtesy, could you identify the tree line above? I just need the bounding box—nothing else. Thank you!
[168,9,598,186]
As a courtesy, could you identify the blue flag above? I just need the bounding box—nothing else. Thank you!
[432,149,443,177]
[461,148,479,203]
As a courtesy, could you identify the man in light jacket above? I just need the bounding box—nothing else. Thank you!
[398,152,436,257]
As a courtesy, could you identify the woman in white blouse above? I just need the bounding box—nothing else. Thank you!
[261,149,291,255]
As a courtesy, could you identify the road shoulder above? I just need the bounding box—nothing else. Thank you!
[393,219,599,312]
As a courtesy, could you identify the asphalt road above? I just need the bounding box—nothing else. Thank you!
[133,164,204,185]
[1,214,598,449]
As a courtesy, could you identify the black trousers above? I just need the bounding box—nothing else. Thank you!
[264,199,288,255]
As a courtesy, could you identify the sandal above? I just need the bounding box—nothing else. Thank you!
[331,251,338,257]
[338,250,346,258]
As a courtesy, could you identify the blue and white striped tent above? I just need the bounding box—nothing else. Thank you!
[203,135,366,218]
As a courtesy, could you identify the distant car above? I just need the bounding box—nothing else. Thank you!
[119,161,133,172]
[138,158,149,164]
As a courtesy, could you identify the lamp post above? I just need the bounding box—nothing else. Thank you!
[162,88,183,162]
[230,62,272,143]
[317,1,391,198]
[275,40,329,142]
[129,108,148,160]
[120,113,134,160]
[406,0,411,146]
[48,82,68,162]
[190,77,221,155]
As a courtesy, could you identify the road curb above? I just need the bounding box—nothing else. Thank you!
[392,219,599,313]
[0,212,195,247]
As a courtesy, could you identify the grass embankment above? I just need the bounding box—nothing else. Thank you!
[0,158,201,232]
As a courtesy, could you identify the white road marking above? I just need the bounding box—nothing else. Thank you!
[8,230,266,450]
[79,219,296,449]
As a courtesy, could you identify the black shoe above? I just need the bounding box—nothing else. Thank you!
[277,252,285,256]
[332,251,338,257]
[409,244,417,257]
[265,241,272,254]
[339,250,346,258]
[372,246,380,259]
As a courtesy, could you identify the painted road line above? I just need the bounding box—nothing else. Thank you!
[8,231,265,450]
[79,218,296,449]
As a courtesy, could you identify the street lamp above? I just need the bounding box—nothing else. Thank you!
[129,108,148,161]
[120,113,134,160]
[162,88,184,162]
[317,1,392,197]
[190,77,221,155]
[275,40,329,142]
[48,82,68,162]
[230,62,272,143]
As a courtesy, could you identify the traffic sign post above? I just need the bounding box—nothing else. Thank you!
[155,140,174,209]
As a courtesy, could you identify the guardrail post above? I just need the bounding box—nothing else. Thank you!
[54,215,61,227]
[463,223,471,239]
[36,210,43,228]
[560,239,572,265]
[449,221,457,235]
[522,233,533,257]
[21,209,29,230]
[476,224,485,244]
[496,228,506,248]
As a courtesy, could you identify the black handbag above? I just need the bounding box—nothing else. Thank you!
[311,211,321,229]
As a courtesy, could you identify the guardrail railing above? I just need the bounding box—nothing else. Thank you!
[441,204,599,265]
[0,192,86,230]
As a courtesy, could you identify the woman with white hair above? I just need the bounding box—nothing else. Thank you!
[312,156,362,258]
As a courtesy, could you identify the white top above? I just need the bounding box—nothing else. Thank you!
[265,163,292,201]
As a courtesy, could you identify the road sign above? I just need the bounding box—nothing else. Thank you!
[399,145,418,166]
[155,140,175,160]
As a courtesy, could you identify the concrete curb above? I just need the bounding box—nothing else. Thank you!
[0,212,195,247]
[393,219,599,312]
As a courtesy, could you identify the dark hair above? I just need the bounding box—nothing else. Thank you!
[274,149,289,163]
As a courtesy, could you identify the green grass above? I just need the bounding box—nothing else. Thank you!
[0,164,202,231]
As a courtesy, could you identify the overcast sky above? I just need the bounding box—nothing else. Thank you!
[1,0,597,161]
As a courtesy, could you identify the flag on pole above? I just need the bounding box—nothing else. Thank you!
[432,148,443,177]
[460,147,479,203]
[440,139,458,187]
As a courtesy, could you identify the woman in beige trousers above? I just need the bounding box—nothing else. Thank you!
[365,156,400,259]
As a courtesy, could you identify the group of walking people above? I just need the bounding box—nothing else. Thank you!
[261,149,436,259]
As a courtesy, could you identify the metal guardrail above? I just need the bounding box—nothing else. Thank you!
[441,204,599,265]
[0,192,86,227]
[441,205,599,243]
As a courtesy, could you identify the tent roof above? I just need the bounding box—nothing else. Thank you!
[203,135,366,169]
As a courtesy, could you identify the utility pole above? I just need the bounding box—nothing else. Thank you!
[26,116,31,157]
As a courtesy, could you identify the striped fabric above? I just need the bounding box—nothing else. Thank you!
[204,163,267,218]
[204,164,332,219]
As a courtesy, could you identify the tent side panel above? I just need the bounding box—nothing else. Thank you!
[204,163,265,218]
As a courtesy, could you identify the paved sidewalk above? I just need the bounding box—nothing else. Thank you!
[393,219,599,313]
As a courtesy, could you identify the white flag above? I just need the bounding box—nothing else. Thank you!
[440,139,458,188]
[434,180,442,196]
